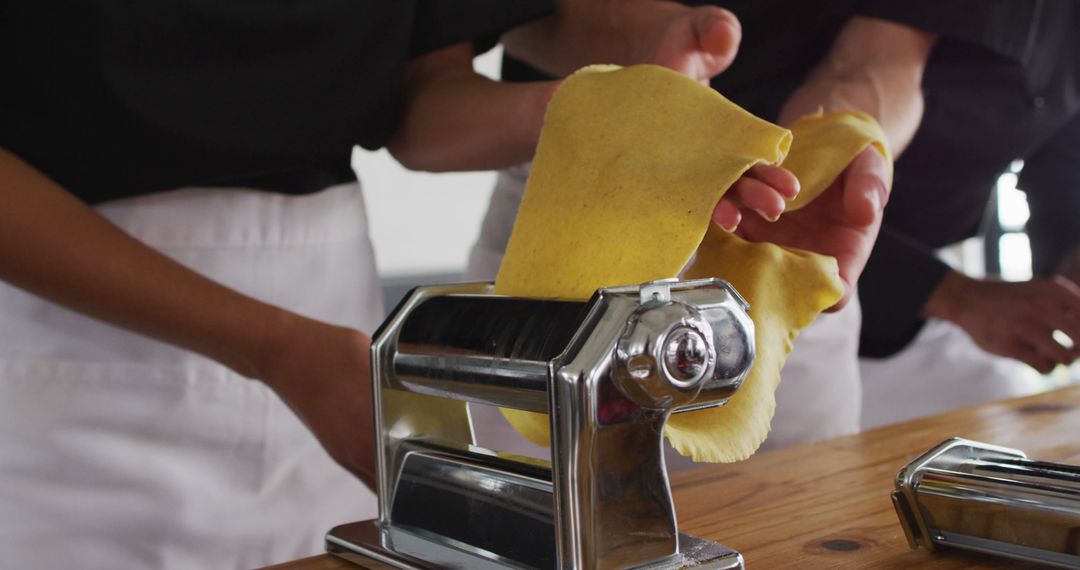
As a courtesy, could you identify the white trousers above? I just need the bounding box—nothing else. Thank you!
[0,183,381,569]
[465,166,863,463]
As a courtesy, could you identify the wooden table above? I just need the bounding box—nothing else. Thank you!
[269,385,1080,569]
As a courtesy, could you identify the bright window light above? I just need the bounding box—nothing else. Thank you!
[999,233,1033,281]
[997,173,1030,231]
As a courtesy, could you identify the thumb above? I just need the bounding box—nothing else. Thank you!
[690,6,741,78]
[842,147,890,227]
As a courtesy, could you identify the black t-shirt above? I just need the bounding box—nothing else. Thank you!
[0,1,552,203]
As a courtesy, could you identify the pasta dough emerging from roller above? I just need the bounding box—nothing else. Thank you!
[495,64,888,462]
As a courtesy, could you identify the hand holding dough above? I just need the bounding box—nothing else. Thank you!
[495,64,885,462]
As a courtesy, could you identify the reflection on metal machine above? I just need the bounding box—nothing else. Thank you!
[893,437,1080,568]
[326,278,756,569]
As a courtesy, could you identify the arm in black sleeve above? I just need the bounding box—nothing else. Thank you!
[855,0,1039,62]
[1019,111,1080,276]
[858,226,953,357]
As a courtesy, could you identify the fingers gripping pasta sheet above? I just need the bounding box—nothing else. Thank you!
[782,110,893,211]
[493,65,887,462]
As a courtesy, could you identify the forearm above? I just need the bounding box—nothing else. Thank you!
[779,16,936,157]
[922,270,971,322]
[387,43,558,172]
[0,147,295,379]
[920,268,1080,373]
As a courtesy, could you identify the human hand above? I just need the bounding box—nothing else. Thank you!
[712,164,800,231]
[730,147,890,310]
[640,3,742,82]
[925,272,1080,373]
[259,316,377,490]
[1057,245,1080,286]
[503,1,740,82]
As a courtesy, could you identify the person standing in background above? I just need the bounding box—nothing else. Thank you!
[857,1,1080,428]
[0,3,556,567]
[0,1,807,567]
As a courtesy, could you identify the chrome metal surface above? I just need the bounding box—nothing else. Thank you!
[388,292,589,413]
[394,353,551,412]
[664,327,710,384]
[893,437,1080,568]
[328,520,513,570]
[674,534,744,569]
[389,441,555,568]
[640,278,677,304]
[371,282,492,522]
[334,278,755,569]
[614,299,714,409]
[329,522,743,570]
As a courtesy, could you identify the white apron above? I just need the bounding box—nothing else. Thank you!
[859,318,1044,430]
[465,166,863,464]
[0,182,381,569]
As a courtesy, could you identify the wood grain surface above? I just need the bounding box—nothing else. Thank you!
[267,385,1080,569]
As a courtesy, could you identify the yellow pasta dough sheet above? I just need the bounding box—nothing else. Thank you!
[495,64,885,462]
[494,65,791,300]
[671,227,842,461]
[783,110,893,211]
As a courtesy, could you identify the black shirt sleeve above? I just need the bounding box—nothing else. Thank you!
[858,227,953,358]
[1019,111,1080,275]
[409,0,554,59]
[855,0,1041,62]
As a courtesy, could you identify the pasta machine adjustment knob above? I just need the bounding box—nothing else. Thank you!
[615,300,717,410]
[664,326,710,384]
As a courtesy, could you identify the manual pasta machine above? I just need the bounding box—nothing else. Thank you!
[326,278,756,569]
[894,438,1080,568]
